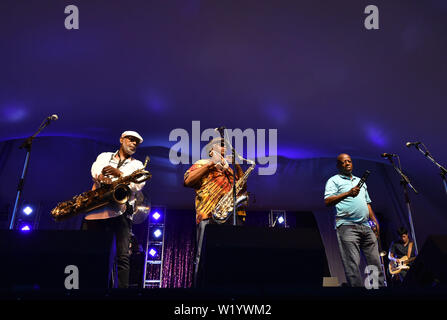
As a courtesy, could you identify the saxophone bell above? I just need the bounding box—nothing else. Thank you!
[111,184,131,204]
[212,194,249,224]
[235,194,248,207]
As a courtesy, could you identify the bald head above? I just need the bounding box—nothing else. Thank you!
[337,153,353,176]
[337,153,350,162]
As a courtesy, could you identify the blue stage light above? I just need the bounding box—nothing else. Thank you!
[278,216,284,224]
[153,229,162,238]
[148,248,157,257]
[152,211,161,221]
[23,206,33,216]
[20,224,31,231]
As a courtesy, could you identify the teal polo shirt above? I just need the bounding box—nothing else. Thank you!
[324,174,371,228]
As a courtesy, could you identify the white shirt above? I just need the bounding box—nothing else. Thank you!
[86,151,146,220]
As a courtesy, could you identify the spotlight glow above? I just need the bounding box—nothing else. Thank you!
[20,225,31,231]
[152,212,161,220]
[278,216,284,224]
[153,229,162,238]
[23,206,33,215]
[149,248,157,257]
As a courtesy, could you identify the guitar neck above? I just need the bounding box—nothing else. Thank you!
[405,256,417,263]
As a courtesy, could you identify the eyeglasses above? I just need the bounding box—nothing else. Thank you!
[124,136,141,144]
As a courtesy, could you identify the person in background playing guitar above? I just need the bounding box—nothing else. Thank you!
[388,227,417,284]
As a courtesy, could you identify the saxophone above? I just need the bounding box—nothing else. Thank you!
[211,160,255,224]
[51,156,152,221]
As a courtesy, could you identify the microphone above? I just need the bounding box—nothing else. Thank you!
[381,153,397,158]
[214,126,225,133]
[357,170,371,188]
[48,114,59,121]
[406,141,421,148]
[214,126,226,143]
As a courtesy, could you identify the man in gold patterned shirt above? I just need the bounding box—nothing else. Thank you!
[184,137,247,286]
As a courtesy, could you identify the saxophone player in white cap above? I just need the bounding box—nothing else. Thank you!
[81,130,146,288]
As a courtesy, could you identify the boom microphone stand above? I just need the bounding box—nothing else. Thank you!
[216,127,252,226]
[226,141,254,226]
[9,115,58,230]
[232,145,237,226]
[215,127,238,226]
[407,141,447,195]
[385,154,419,255]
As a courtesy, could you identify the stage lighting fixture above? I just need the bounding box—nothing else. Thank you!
[22,206,33,216]
[153,229,162,238]
[152,211,161,221]
[20,224,31,231]
[269,210,288,228]
[148,248,157,257]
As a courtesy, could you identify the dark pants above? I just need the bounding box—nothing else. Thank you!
[336,224,385,287]
[81,214,131,288]
[193,215,245,287]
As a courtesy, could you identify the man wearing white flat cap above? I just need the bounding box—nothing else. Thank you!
[82,130,146,288]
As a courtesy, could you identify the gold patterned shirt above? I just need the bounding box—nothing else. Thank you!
[184,159,245,224]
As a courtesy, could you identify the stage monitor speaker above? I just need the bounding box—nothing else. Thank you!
[403,235,447,287]
[196,225,330,290]
[0,230,115,290]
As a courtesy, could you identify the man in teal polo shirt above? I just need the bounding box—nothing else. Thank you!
[324,153,384,287]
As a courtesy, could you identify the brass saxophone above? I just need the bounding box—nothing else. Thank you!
[51,156,152,221]
[211,160,255,224]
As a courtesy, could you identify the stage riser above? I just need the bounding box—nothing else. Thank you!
[0,231,115,290]
[197,225,330,289]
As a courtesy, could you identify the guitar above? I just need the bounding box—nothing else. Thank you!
[388,255,416,275]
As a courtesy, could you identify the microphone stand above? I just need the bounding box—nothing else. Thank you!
[9,117,54,230]
[386,156,419,255]
[216,128,239,226]
[232,146,237,226]
[412,143,447,195]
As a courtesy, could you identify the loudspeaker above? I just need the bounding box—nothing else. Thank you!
[403,235,447,287]
[0,230,115,290]
[196,225,329,290]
